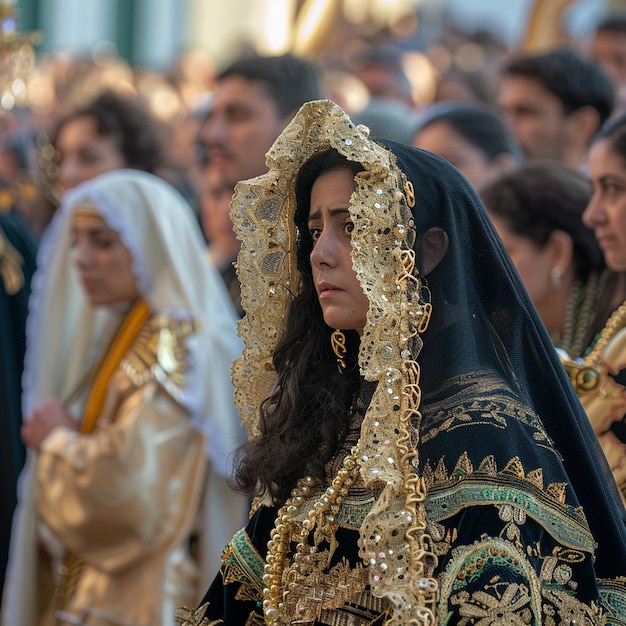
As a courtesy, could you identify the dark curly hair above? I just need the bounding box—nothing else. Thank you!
[234,150,364,503]
[52,89,165,174]
[217,53,321,118]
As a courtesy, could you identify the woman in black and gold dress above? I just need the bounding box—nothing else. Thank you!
[180,100,626,626]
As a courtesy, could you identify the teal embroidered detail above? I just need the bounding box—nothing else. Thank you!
[291,485,379,530]
[335,494,377,529]
[425,477,595,552]
[441,537,606,624]
[441,538,543,623]
[229,528,266,591]
[598,578,626,625]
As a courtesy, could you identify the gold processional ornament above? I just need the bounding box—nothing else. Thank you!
[558,301,626,396]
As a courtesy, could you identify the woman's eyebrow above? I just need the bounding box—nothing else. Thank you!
[307,207,350,222]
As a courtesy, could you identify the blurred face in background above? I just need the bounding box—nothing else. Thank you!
[590,30,626,86]
[71,208,139,306]
[497,76,568,161]
[488,213,561,314]
[413,121,512,190]
[584,138,626,271]
[200,167,239,262]
[198,76,290,189]
[56,115,126,191]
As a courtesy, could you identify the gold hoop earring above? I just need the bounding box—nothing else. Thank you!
[331,329,347,373]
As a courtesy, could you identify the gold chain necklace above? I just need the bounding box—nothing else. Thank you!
[583,300,626,366]
[262,444,361,625]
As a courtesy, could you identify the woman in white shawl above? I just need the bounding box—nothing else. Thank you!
[2,169,246,626]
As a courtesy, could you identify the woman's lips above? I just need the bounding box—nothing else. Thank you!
[318,282,342,298]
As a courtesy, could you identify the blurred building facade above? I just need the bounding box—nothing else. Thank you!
[10,0,623,74]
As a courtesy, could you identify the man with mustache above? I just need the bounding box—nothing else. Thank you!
[196,53,322,315]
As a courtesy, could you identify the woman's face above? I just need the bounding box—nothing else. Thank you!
[413,120,504,190]
[308,167,369,334]
[56,115,126,191]
[488,213,557,314]
[71,209,140,306]
[584,138,626,272]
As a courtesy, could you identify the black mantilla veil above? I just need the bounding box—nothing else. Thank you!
[195,100,626,626]
[377,139,626,573]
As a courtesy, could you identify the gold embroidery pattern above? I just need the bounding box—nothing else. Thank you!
[454,583,533,625]
[420,371,554,451]
[120,314,196,400]
[441,538,603,625]
[317,591,389,626]
[243,613,265,626]
[281,556,369,624]
[423,453,594,552]
[175,603,223,626]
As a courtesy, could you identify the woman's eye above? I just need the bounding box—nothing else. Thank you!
[309,228,321,242]
[343,222,354,235]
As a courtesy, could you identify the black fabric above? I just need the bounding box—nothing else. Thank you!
[202,506,380,625]
[378,139,626,576]
[0,211,36,608]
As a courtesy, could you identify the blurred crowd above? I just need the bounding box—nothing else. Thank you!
[2,5,626,625]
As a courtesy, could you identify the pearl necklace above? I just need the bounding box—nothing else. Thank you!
[262,444,361,626]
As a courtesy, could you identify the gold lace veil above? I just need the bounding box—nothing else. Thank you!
[231,99,437,622]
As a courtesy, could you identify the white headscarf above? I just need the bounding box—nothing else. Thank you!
[23,168,244,473]
[3,170,244,626]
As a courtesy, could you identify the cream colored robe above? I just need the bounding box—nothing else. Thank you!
[3,170,248,626]
[9,337,209,626]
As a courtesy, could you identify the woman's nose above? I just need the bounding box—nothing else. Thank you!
[73,239,91,268]
[58,158,79,191]
[583,194,603,227]
[310,230,337,268]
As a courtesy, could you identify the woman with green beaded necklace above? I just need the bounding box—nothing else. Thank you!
[481,160,626,506]
[570,109,626,506]
[178,100,626,626]
[480,160,620,360]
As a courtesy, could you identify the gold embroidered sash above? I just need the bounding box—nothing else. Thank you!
[80,298,151,434]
